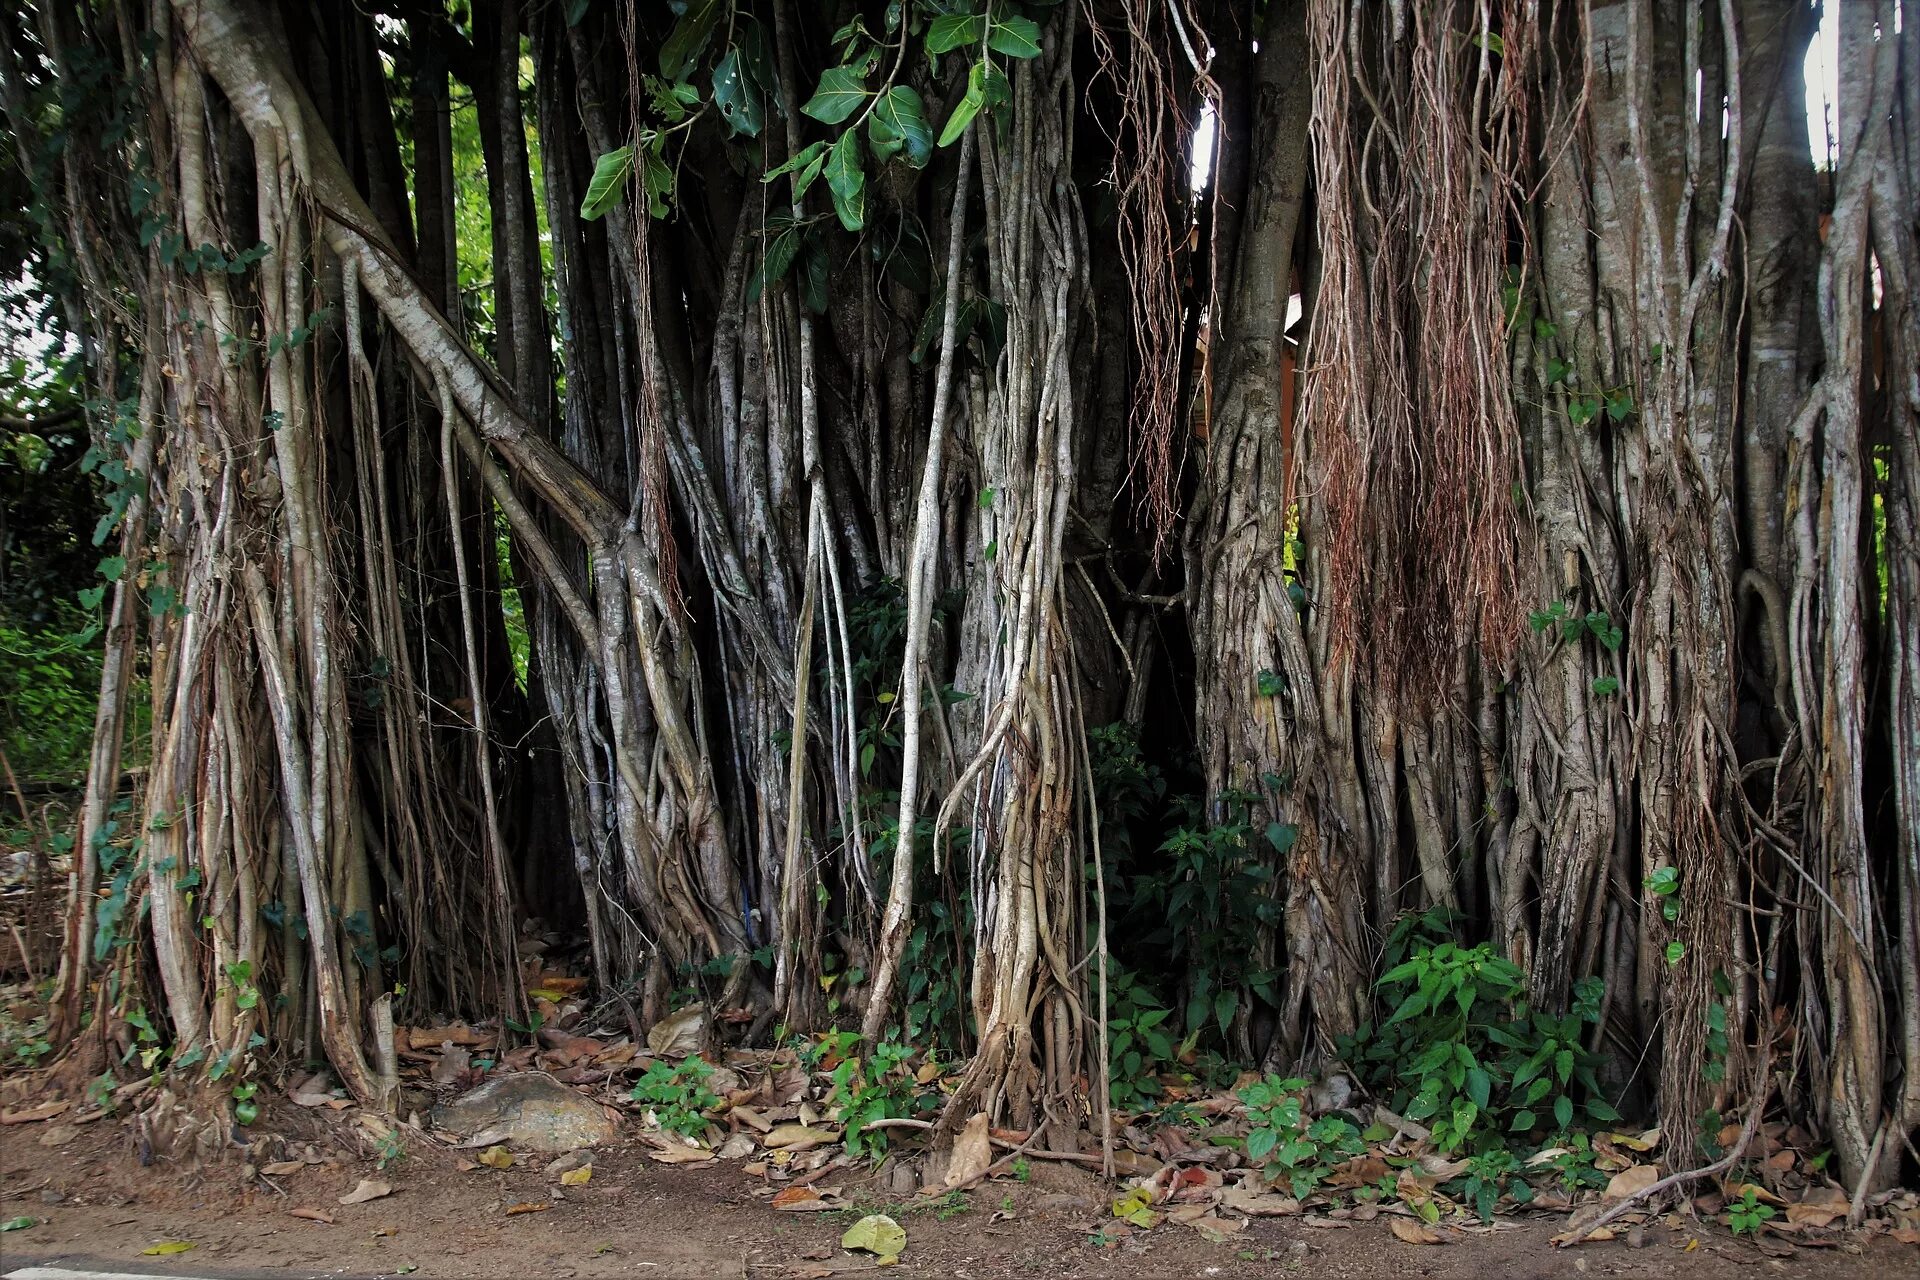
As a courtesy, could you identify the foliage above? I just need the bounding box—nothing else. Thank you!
[1237,1075,1367,1198]
[1102,961,1183,1111]
[822,1036,933,1158]
[629,1056,722,1139]
[1728,1185,1776,1236]
[1343,908,1619,1154]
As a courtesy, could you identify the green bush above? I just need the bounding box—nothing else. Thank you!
[0,620,101,785]
[1342,907,1619,1153]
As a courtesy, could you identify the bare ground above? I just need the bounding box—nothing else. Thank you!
[2,1112,1913,1280]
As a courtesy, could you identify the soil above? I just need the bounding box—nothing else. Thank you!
[1,1108,1913,1280]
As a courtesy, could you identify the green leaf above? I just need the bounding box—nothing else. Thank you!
[1664,940,1685,966]
[1509,1109,1536,1132]
[78,585,106,610]
[802,66,870,125]
[939,65,987,147]
[579,146,633,221]
[868,86,932,167]
[1590,675,1620,697]
[1553,1094,1573,1129]
[925,13,985,55]
[640,146,674,219]
[1213,990,1236,1036]
[1265,822,1298,855]
[824,130,867,232]
[988,16,1043,59]
[565,0,590,26]
[1,1217,34,1231]
[659,0,721,82]
[763,140,827,187]
[98,555,127,581]
[711,49,763,138]
[1465,1066,1491,1110]
[1246,1127,1278,1161]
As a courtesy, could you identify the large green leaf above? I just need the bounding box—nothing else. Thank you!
[659,0,722,82]
[801,65,870,125]
[579,146,633,220]
[711,48,762,138]
[824,130,867,232]
[938,65,987,147]
[867,86,932,167]
[987,16,1042,59]
[925,13,985,55]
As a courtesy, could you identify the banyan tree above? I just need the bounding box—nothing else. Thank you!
[2,0,1914,1189]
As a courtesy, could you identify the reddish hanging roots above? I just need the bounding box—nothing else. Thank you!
[1304,0,1526,696]
[1086,0,1211,564]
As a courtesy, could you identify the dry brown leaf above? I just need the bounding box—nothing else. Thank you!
[943,1112,993,1189]
[1604,1165,1661,1200]
[1390,1218,1447,1246]
[261,1160,305,1176]
[505,1201,550,1215]
[288,1208,334,1224]
[644,1142,715,1165]
[1301,1216,1351,1229]
[1219,1186,1302,1217]
[338,1179,393,1205]
[1188,1215,1245,1242]
[771,1185,840,1212]
[1785,1202,1846,1228]
[763,1123,838,1151]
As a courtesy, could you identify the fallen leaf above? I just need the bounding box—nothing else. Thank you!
[1604,1165,1661,1200]
[1601,1128,1662,1152]
[841,1213,907,1261]
[1187,1215,1245,1242]
[1219,1186,1302,1217]
[142,1241,197,1255]
[261,1160,306,1177]
[1301,1215,1351,1229]
[1391,1218,1447,1246]
[0,1100,73,1125]
[717,1132,757,1159]
[764,1123,839,1151]
[1111,1186,1161,1229]
[772,1185,840,1212]
[560,1166,592,1186]
[338,1179,394,1205]
[454,1158,481,1173]
[787,1267,835,1279]
[289,1208,335,1224]
[944,1112,993,1189]
[1888,1227,1920,1245]
[645,1142,716,1165]
[1,1216,36,1231]
[505,1201,550,1215]
[1785,1201,1847,1228]
[479,1145,515,1170]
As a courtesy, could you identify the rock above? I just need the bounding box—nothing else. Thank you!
[716,1132,757,1160]
[430,1073,621,1153]
[38,1189,64,1204]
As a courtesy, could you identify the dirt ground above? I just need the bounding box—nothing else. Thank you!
[2,1112,1914,1280]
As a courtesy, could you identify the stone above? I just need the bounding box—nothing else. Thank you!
[430,1072,620,1153]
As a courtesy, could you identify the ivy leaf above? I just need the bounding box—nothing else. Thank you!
[579,146,633,221]
[98,555,126,581]
[987,16,1043,59]
[711,48,763,138]
[802,65,870,125]
[659,0,721,82]
[824,130,867,232]
[867,85,932,167]
[78,585,105,610]
[1265,822,1298,855]
[925,13,985,55]
[1591,675,1620,697]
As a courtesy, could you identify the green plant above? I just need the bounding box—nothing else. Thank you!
[375,1127,406,1171]
[1102,961,1181,1110]
[1237,1075,1366,1197]
[629,1056,722,1139]
[1727,1186,1775,1236]
[825,1038,933,1158]
[1342,907,1618,1154]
